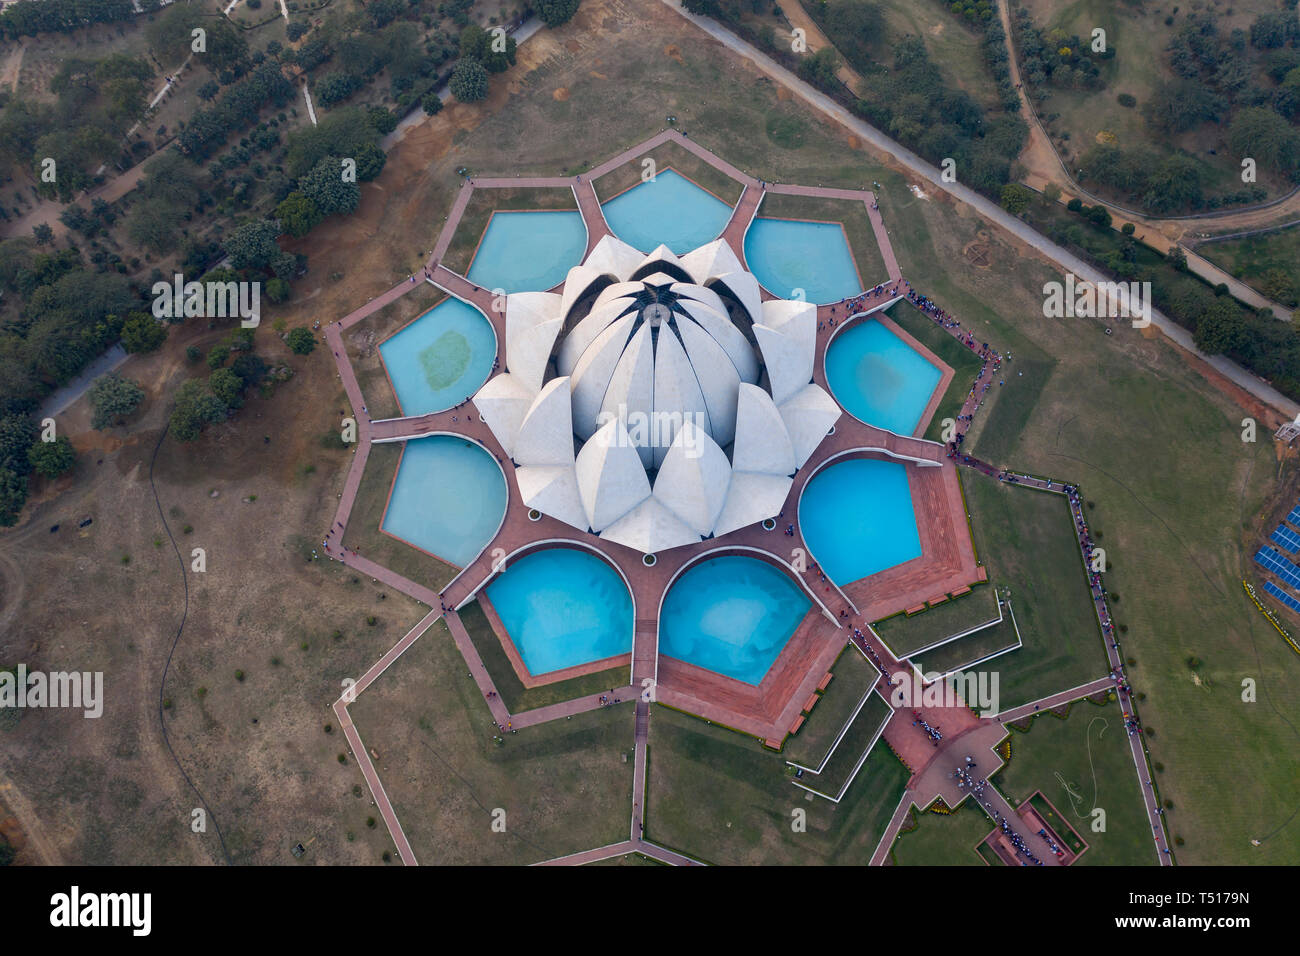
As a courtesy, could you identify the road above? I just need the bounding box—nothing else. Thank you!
[660,0,1299,420]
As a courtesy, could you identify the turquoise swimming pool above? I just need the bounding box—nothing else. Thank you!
[660,556,811,684]
[485,548,634,676]
[382,435,506,568]
[600,169,733,255]
[744,218,862,304]
[799,458,922,587]
[379,298,496,416]
[466,210,587,292]
[825,319,943,435]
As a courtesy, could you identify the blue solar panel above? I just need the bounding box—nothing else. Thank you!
[1272,525,1300,554]
[1263,581,1300,614]
[1255,547,1300,590]
[1289,505,1300,527]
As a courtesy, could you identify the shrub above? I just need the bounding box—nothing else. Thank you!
[286,327,316,354]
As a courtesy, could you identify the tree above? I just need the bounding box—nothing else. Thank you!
[422,92,444,115]
[449,60,489,103]
[1228,108,1300,179]
[999,183,1032,214]
[354,143,387,182]
[231,353,268,387]
[88,373,144,430]
[0,468,26,527]
[0,414,37,475]
[169,379,228,442]
[274,191,324,237]
[536,0,581,27]
[299,156,361,217]
[28,435,74,479]
[286,327,316,355]
[1193,300,1250,356]
[120,313,168,354]
[209,367,246,410]
[31,223,53,246]
[223,219,282,270]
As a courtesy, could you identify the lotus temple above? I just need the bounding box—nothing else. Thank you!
[323,132,1000,860]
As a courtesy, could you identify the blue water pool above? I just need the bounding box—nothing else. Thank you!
[466,210,587,292]
[744,218,862,304]
[660,556,810,684]
[825,319,943,434]
[800,458,921,587]
[485,548,634,675]
[379,298,496,416]
[601,169,733,255]
[382,436,506,568]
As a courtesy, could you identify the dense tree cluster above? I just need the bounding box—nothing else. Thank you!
[177,62,295,162]
[0,0,161,40]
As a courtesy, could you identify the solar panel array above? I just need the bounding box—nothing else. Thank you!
[1289,505,1300,526]
[1263,581,1300,614]
[1255,547,1300,590]
[1272,524,1300,554]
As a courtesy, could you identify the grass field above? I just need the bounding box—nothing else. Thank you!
[754,192,889,288]
[958,472,1106,709]
[874,584,1001,659]
[912,616,1021,678]
[349,619,634,864]
[882,300,988,443]
[890,801,994,866]
[1197,227,1300,309]
[458,600,630,713]
[993,697,1155,865]
[796,693,892,800]
[782,645,879,769]
[645,704,908,865]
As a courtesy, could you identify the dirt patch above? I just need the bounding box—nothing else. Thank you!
[664,44,684,64]
[776,85,792,102]
[1095,130,1118,145]
[553,86,570,100]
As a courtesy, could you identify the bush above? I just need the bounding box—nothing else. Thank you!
[1116,92,1136,108]
[88,373,145,430]
[120,313,168,353]
[448,60,489,103]
[536,0,581,27]
[28,435,75,479]
[422,92,444,115]
[287,327,316,354]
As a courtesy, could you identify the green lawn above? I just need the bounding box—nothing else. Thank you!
[782,645,880,769]
[890,801,994,866]
[348,619,634,865]
[645,705,908,865]
[873,583,1000,658]
[796,694,892,800]
[993,697,1156,866]
[912,617,1021,678]
[959,472,1108,709]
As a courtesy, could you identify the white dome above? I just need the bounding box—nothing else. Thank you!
[473,238,841,551]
